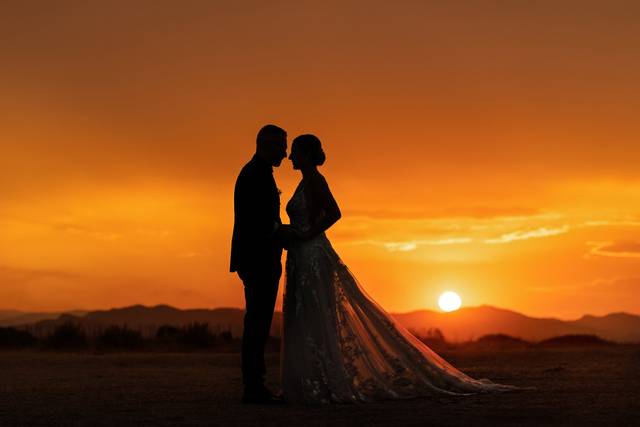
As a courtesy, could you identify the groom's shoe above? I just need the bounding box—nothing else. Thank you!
[242,386,284,405]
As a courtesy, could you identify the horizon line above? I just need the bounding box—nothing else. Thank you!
[2,303,639,322]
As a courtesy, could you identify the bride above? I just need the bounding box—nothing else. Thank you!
[281,134,518,404]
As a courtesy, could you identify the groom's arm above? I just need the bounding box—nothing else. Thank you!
[234,169,279,241]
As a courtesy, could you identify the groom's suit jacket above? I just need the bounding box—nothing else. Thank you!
[230,154,283,277]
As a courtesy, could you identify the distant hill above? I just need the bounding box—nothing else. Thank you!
[9,304,640,343]
[0,310,88,327]
[570,313,640,343]
[538,334,614,347]
[23,305,279,338]
[472,333,532,349]
[392,305,640,343]
[0,310,24,321]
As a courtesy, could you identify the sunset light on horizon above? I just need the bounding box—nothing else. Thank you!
[2,1,640,320]
[438,291,462,312]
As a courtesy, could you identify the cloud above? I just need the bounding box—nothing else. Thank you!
[578,219,640,228]
[586,241,640,258]
[336,210,579,250]
[589,276,640,290]
[345,237,473,252]
[53,223,124,241]
[332,212,640,251]
[176,251,205,258]
[334,210,565,244]
[0,212,177,242]
[0,265,82,287]
[384,242,418,252]
[484,225,570,244]
[0,214,125,241]
[345,207,548,221]
[134,228,172,239]
[526,284,581,293]
[528,276,640,295]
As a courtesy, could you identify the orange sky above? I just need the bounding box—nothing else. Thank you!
[1,1,639,318]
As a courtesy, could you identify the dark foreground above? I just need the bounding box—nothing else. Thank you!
[1,348,639,426]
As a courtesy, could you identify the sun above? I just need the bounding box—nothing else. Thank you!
[438,291,462,312]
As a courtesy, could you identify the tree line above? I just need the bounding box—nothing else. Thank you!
[0,323,620,352]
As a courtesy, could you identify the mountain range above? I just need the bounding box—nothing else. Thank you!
[0,310,88,327]
[393,306,640,343]
[4,305,640,343]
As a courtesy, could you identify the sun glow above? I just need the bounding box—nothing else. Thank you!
[438,291,462,312]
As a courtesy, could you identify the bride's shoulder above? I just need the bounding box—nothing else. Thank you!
[307,171,331,190]
[312,170,329,184]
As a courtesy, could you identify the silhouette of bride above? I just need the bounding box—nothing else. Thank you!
[281,134,517,404]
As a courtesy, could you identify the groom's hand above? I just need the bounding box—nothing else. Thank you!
[276,224,294,250]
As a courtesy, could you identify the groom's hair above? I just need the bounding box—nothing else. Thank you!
[256,124,287,147]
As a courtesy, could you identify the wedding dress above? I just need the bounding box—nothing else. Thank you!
[281,181,516,404]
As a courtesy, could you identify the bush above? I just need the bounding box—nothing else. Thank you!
[154,325,181,350]
[473,334,531,349]
[46,322,87,350]
[219,330,233,343]
[180,323,215,349]
[156,325,181,340]
[97,325,143,350]
[0,327,38,348]
[415,328,449,351]
[538,334,613,347]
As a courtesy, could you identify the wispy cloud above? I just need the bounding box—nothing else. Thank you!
[176,251,204,258]
[0,265,82,286]
[0,214,175,242]
[578,219,640,228]
[586,241,640,258]
[384,242,418,252]
[345,237,473,252]
[54,224,124,241]
[588,276,640,290]
[345,206,545,220]
[528,276,640,294]
[526,284,581,293]
[135,228,172,239]
[484,225,570,244]
[335,212,640,252]
[384,238,474,251]
[334,209,565,247]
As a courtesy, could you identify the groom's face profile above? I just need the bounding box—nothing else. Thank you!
[256,125,288,167]
[264,136,287,167]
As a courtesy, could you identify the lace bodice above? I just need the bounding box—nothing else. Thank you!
[286,181,313,234]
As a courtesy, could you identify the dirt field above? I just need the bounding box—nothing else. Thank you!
[0,347,638,426]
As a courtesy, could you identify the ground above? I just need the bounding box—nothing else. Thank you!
[0,348,639,426]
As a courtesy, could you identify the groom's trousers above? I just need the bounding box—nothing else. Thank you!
[238,266,281,390]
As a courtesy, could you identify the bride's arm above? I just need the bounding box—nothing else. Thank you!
[298,173,341,240]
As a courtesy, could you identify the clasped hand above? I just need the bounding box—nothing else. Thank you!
[276,224,311,249]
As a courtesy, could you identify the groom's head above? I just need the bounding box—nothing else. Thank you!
[256,124,287,167]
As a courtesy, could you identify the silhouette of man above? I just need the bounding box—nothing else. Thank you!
[230,124,290,404]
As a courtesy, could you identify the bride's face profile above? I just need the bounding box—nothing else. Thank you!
[288,143,311,171]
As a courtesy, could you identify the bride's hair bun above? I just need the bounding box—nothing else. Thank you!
[293,134,326,166]
[313,146,326,166]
